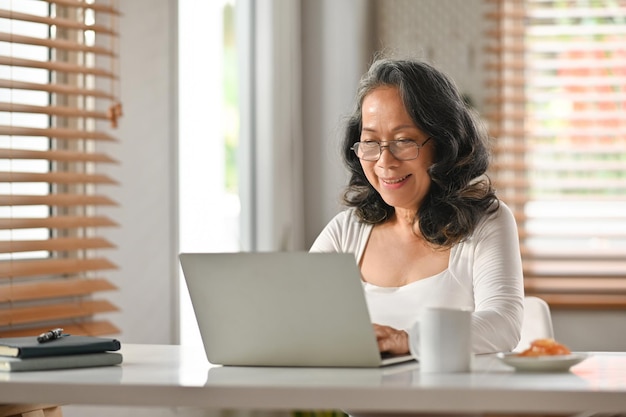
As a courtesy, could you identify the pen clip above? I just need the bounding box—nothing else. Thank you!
[37,328,65,343]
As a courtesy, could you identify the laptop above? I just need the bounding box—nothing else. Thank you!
[179,252,415,368]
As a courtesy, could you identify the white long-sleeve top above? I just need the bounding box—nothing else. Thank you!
[309,202,524,358]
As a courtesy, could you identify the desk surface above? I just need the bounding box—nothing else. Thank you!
[1,344,625,414]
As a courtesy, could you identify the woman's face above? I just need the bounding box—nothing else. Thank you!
[359,86,434,212]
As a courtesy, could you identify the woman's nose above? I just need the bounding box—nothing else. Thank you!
[377,145,399,166]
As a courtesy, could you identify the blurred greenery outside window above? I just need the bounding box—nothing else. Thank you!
[223,2,238,195]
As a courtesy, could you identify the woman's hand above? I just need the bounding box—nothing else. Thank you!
[373,323,409,354]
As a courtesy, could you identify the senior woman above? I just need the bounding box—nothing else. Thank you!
[310,58,524,360]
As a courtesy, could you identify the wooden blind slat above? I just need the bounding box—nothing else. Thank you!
[494,178,626,190]
[485,60,526,71]
[528,77,626,89]
[0,32,116,57]
[0,10,117,36]
[0,102,110,120]
[0,194,117,207]
[0,299,118,326]
[521,249,626,261]
[0,125,116,141]
[527,293,626,309]
[0,258,117,279]
[492,161,626,171]
[487,110,624,122]
[0,148,117,163]
[528,25,626,36]
[491,144,624,155]
[0,319,119,338]
[484,10,526,19]
[485,79,526,89]
[0,237,116,254]
[485,27,526,37]
[0,215,118,230]
[515,213,626,222]
[484,45,525,53]
[528,7,626,18]
[527,41,626,53]
[499,194,626,204]
[0,172,118,185]
[489,127,626,138]
[0,56,116,78]
[524,277,626,293]
[486,127,526,137]
[524,260,626,277]
[519,229,626,240]
[0,278,117,302]
[519,231,626,240]
[529,59,626,71]
[0,79,115,100]
[44,0,121,15]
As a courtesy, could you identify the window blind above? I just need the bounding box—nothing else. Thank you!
[484,0,626,308]
[0,0,121,336]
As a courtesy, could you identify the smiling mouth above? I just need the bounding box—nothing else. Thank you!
[382,174,411,184]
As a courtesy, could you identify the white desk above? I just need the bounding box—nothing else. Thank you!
[1,344,625,415]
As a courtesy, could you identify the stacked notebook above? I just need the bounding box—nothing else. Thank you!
[0,334,122,372]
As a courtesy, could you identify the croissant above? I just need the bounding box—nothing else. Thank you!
[518,338,572,356]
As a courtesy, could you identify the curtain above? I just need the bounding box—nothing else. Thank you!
[0,0,121,337]
[484,0,626,308]
[237,0,305,252]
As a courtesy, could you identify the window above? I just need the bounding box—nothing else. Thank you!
[178,0,240,346]
[0,0,121,336]
[484,0,626,307]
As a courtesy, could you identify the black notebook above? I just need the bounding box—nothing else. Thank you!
[0,335,121,359]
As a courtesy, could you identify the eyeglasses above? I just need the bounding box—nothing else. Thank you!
[350,137,433,161]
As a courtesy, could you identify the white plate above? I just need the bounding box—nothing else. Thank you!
[497,352,589,372]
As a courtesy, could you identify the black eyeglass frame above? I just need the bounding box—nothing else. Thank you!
[350,136,433,162]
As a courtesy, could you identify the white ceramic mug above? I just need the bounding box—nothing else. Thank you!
[419,307,472,373]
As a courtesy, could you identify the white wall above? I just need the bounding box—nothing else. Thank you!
[98,0,179,346]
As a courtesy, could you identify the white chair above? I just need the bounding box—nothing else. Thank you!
[514,296,555,352]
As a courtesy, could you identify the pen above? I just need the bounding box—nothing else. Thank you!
[37,328,68,343]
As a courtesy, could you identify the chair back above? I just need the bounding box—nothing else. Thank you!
[514,296,555,352]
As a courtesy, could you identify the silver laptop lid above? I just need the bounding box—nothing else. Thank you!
[179,252,387,367]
